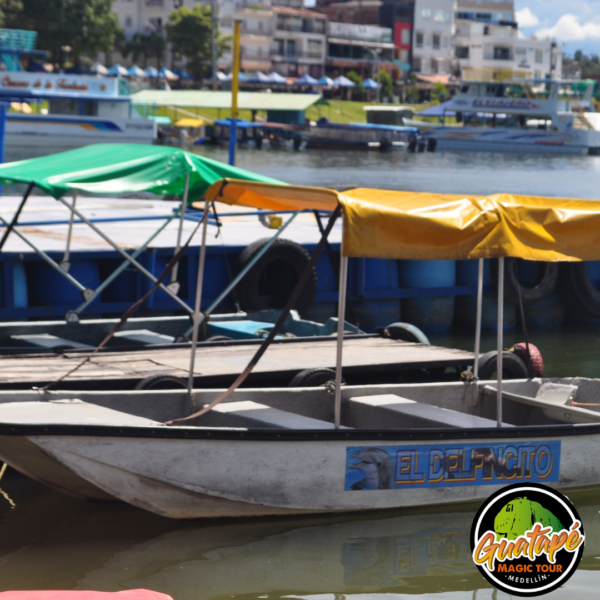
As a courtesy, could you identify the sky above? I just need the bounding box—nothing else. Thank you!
[512,1,600,56]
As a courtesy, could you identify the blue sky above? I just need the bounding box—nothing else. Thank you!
[515,1,600,56]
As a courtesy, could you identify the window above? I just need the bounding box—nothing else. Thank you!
[272,39,284,55]
[421,8,431,19]
[400,49,408,63]
[412,57,421,71]
[493,46,511,60]
[149,17,162,32]
[434,10,451,22]
[221,16,232,27]
[173,0,184,7]
[432,34,440,50]
[443,35,448,47]
[307,39,322,58]
[286,39,296,56]
[535,49,543,63]
[534,69,542,79]
[124,15,133,27]
[401,28,410,45]
[415,32,423,48]
[455,46,469,59]
[314,19,326,34]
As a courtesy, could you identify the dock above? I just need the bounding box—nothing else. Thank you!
[0,336,475,389]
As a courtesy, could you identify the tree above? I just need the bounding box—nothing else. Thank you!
[431,82,448,104]
[375,69,393,99]
[17,0,121,68]
[166,5,229,81]
[123,32,167,69]
[0,0,23,28]
[346,70,364,100]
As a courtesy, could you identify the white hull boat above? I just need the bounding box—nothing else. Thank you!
[0,377,598,519]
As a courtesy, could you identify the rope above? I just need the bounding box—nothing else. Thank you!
[41,219,203,390]
[165,204,342,426]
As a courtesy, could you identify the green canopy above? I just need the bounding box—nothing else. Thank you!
[0,144,284,201]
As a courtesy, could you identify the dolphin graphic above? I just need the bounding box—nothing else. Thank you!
[349,447,393,490]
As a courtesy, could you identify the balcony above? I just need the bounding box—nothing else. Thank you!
[242,26,274,36]
[270,49,323,61]
[146,0,163,6]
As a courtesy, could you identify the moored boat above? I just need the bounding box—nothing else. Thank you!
[1,180,600,518]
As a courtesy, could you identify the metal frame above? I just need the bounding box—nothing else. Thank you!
[60,190,77,272]
[473,258,483,379]
[334,253,349,429]
[170,173,190,287]
[497,257,504,428]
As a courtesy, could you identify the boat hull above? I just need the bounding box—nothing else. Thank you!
[19,428,599,518]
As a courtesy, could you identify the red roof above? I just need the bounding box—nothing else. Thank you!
[271,5,327,18]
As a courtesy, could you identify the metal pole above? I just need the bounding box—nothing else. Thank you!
[0,104,6,197]
[376,53,381,104]
[56,196,194,315]
[188,202,211,395]
[183,210,299,337]
[171,173,189,285]
[72,207,182,317]
[0,214,91,297]
[229,19,241,167]
[473,258,483,379]
[211,0,218,90]
[0,181,34,252]
[334,253,349,429]
[61,190,77,272]
[497,257,504,428]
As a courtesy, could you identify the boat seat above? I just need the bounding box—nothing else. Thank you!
[0,400,161,427]
[346,394,501,429]
[483,383,599,424]
[10,333,93,350]
[201,400,349,430]
[111,329,175,346]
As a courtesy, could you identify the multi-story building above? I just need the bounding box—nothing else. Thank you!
[111,0,327,77]
[452,5,562,80]
[326,22,395,78]
[411,0,455,75]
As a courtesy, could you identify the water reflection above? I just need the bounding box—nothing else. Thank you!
[0,474,599,598]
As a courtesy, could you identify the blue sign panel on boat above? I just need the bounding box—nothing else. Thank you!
[344,442,560,490]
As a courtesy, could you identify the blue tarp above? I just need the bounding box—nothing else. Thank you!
[363,78,380,90]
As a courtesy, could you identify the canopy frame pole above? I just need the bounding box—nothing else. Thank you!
[0,214,92,297]
[473,258,484,379]
[71,207,182,319]
[60,190,77,272]
[183,210,300,337]
[0,181,34,252]
[171,173,190,286]
[188,200,210,396]
[334,234,348,430]
[497,257,504,427]
[56,196,194,315]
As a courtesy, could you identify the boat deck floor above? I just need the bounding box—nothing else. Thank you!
[0,336,474,389]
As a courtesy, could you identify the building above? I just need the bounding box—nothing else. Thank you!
[110,0,327,77]
[411,0,455,75]
[455,0,515,25]
[326,22,395,78]
[452,18,562,80]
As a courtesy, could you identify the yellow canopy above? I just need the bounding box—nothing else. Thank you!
[205,179,600,262]
[174,118,204,127]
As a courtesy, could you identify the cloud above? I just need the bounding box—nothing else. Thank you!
[516,7,540,28]
[536,14,600,41]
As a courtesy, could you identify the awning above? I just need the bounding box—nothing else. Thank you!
[174,118,204,127]
[205,179,600,262]
[0,144,284,201]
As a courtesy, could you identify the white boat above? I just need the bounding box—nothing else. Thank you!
[1,179,600,519]
[1,73,156,150]
[408,78,600,155]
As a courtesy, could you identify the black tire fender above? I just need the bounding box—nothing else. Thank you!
[477,350,529,380]
[134,374,188,390]
[382,322,430,345]
[567,262,600,318]
[288,367,345,387]
[492,258,559,304]
[236,238,317,317]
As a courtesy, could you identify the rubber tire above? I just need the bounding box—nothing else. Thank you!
[288,367,345,387]
[510,342,545,377]
[566,262,600,318]
[134,374,188,390]
[383,322,430,345]
[203,335,233,342]
[236,238,317,317]
[492,258,559,305]
[477,350,529,380]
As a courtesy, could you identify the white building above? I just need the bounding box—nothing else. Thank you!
[412,0,456,75]
[110,0,326,76]
[452,19,562,80]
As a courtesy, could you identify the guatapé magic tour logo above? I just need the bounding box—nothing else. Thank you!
[470,483,584,596]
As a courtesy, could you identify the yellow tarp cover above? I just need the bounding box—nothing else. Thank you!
[205,179,600,262]
[174,118,204,127]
